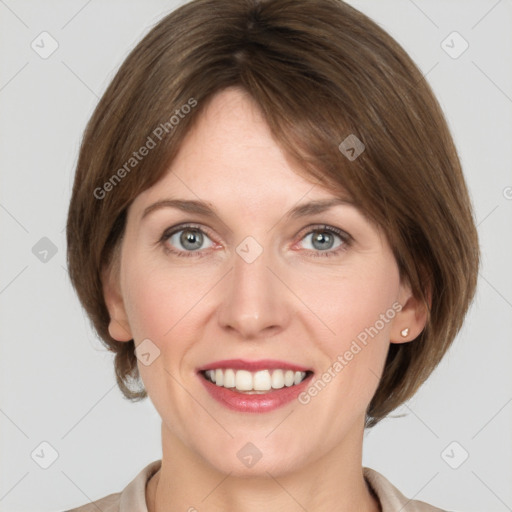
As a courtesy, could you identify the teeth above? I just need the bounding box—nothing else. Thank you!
[204,368,308,392]
[235,370,253,391]
[223,368,235,388]
[271,370,285,389]
[253,370,271,391]
[284,370,295,387]
[293,371,303,385]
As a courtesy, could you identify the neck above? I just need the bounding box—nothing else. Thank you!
[147,421,380,512]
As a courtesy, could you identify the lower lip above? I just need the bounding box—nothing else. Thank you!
[198,372,313,413]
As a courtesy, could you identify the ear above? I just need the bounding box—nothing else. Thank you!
[101,249,133,342]
[390,278,430,344]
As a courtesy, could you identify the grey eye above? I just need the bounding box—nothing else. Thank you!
[168,228,214,252]
[302,230,343,251]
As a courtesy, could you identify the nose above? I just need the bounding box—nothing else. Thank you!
[217,242,291,339]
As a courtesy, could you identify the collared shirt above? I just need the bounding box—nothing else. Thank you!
[64,459,447,512]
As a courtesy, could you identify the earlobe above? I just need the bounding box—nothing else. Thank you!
[101,258,133,343]
[107,317,133,342]
[399,327,410,338]
[391,282,430,344]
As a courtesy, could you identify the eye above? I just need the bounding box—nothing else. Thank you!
[159,223,352,259]
[296,225,352,258]
[160,224,215,258]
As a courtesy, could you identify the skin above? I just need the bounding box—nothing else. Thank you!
[103,87,427,512]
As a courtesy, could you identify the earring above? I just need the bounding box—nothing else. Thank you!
[400,328,409,338]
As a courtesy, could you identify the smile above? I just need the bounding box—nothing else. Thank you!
[202,368,310,393]
[197,359,314,412]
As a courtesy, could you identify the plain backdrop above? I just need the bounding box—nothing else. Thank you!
[0,1,511,511]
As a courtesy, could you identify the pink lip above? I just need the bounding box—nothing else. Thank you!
[197,358,311,372]
[198,371,314,413]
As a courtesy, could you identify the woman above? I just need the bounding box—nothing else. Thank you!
[65,0,479,510]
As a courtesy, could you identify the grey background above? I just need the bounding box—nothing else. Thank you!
[0,1,511,511]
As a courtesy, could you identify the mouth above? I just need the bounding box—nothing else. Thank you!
[199,368,313,393]
[196,359,314,412]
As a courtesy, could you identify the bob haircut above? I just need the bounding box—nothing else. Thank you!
[66,0,479,428]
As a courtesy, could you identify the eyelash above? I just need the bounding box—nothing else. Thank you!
[158,223,352,259]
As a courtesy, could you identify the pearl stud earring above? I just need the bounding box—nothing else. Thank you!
[400,328,409,338]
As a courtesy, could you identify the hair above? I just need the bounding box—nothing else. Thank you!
[66,0,479,428]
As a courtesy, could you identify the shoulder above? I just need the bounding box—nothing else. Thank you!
[363,467,449,512]
[64,492,121,512]
[64,460,162,512]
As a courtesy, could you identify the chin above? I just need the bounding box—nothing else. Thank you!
[196,436,311,479]
[210,453,303,479]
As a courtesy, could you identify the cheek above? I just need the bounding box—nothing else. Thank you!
[121,260,202,399]
[121,256,215,343]
[299,261,399,395]
[301,262,399,346]
[123,272,170,341]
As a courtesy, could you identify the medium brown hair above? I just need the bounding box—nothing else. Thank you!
[66,0,479,428]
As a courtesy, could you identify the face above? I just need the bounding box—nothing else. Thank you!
[104,87,425,477]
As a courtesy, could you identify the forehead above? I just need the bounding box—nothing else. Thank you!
[131,88,350,215]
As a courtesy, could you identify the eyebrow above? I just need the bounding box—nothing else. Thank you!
[141,197,355,222]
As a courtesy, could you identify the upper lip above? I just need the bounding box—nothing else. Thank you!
[197,359,312,373]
